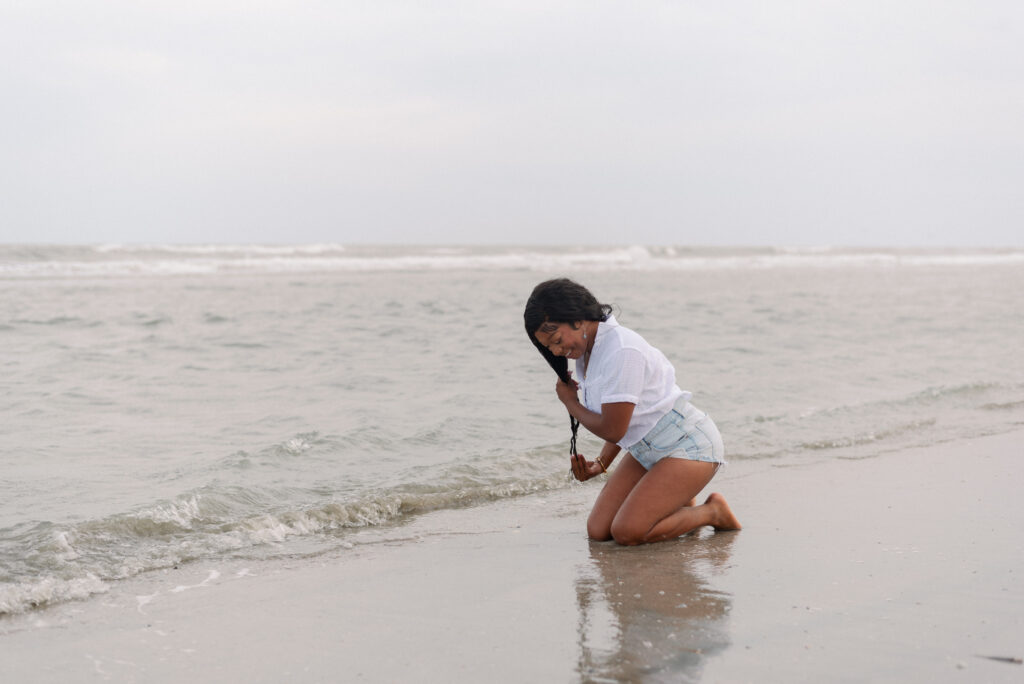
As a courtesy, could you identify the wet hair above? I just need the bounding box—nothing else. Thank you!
[523,278,612,456]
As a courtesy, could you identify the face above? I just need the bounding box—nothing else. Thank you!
[534,322,587,360]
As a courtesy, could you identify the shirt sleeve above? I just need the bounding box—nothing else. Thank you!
[600,347,646,405]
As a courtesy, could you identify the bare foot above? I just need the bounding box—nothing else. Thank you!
[705,492,742,530]
[684,497,698,507]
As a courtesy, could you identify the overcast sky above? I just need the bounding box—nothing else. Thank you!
[2,1,1022,246]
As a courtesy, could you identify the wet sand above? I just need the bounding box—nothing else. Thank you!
[2,430,1022,682]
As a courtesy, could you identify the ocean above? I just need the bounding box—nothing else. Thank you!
[2,244,1023,616]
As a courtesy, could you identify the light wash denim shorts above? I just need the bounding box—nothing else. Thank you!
[628,398,726,471]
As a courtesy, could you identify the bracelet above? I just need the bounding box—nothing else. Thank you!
[596,456,607,473]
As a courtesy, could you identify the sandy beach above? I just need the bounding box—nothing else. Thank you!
[2,430,1022,683]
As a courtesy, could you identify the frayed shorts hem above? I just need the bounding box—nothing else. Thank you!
[627,398,726,472]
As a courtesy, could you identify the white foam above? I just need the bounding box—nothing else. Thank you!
[93,243,348,256]
[4,246,1023,278]
[0,574,109,615]
[170,569,220,593]
[136,592,158,614]
[281,437,313,455]
[52,531,80,561]
[138,495,203,529]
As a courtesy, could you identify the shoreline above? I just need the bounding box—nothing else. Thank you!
[3,430,1023,682]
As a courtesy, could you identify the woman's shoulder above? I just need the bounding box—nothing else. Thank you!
[599,318,652,353]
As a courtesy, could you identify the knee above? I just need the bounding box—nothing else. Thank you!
[587,517,612,542]
[609,520,646,546]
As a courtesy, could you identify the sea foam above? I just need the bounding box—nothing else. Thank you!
[2,245,1022,278]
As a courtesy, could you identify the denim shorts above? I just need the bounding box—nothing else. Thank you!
[628,398,726,471]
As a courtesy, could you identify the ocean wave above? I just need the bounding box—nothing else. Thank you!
[798,382,1009,421]
[0,574,109,615]
[2,245,1022,278]
[796,418,938,452]
[0,453,569,615]
[92,243,348,256]
[979,399,1024,411]
[725,381,1024,461]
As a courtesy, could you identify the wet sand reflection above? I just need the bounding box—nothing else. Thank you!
[574,530,737,683]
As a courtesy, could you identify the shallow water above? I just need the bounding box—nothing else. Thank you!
[2,244,1022,614]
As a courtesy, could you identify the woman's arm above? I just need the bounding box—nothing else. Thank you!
[596,441,622,469]
[555,377,635,444]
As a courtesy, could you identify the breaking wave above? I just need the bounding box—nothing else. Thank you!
[0,453,570,615]
[3,245,1022,278]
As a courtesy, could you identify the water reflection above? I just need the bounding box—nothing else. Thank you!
[574,530,736,683]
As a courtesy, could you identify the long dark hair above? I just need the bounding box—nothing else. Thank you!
[523,278,612,456]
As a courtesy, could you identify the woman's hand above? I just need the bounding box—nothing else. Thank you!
[570,453,604,482]
[555,373,580,407]
[553,371,635,446]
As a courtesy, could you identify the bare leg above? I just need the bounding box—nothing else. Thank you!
[704,492,742,530]
[639,492,741,543]
[585,454,647,541]
[609,459,741,545]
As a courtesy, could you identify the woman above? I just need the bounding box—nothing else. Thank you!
[524,278,740,545]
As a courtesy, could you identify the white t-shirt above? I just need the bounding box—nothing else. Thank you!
[574,315,690,449]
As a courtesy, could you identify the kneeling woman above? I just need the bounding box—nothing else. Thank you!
[524,278,740,545]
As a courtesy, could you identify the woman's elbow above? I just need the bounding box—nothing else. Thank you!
[603,425,628,444]
[596,403,634,445]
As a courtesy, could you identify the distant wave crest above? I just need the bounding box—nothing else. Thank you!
[2,245,1023,278]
